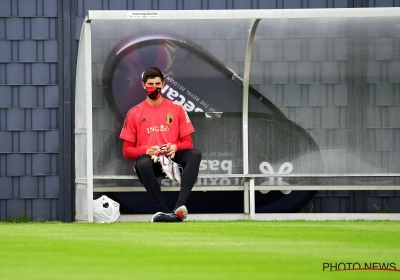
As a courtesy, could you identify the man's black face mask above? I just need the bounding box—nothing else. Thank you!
[146,86,161,100]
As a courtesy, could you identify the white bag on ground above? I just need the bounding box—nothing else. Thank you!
[93,195,120,223]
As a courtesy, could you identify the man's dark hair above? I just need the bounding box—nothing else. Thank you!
[142,67,164,83]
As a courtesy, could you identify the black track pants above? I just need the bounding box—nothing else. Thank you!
[134,149,202,212]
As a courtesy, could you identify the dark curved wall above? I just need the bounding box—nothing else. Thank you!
[0,0,399,221]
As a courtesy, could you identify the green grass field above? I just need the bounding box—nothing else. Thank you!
[0,220,399,280]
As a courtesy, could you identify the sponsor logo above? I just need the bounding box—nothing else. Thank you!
[259,162,293,194]
[127,11,159,18]
[141,118,147,123]
[146,125,170,133]
[162,82,204,113]
[160,160,294,188]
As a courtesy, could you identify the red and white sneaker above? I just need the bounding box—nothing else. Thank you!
[151,143,169,163]
[172,161,183,185]
[174,205,188,221]
[159,154,174,181]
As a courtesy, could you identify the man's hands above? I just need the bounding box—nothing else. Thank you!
[146,143,178,159]
[146,146,160,157]
[166,144,177,159]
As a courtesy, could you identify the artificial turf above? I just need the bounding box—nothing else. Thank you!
[0,220,399,280]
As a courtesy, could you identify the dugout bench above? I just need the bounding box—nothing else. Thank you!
[84,173,400,222]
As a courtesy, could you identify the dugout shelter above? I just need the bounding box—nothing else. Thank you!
[75,9,400,222]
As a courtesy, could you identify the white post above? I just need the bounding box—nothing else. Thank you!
[85,18,93,222]
[249,178,255,220]
[242,19,260,176]
[244,181,249,215]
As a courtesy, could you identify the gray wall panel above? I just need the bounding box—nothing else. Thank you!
[208,0,230,9]
[321,61,343,83]
[6,109,25,130]
[44,41,58,62]
[0,178,12,198]
[0,41,11,61]
[44,86,59,107]
[388,61,400,82]
[271,62,289,84]
[109,0,130,10]
[32,108,58,129]
[233,1,253,9]
[159,0,178,10]
[295,62,314,83]
[388,107,400,128]
[12,177,18,197]
[256,40,277,62]
[20,176,39,198]
[366,61,381,83]
[17,0,37,16]
[0,110,5,130]
[31,18,56,39]
[333,84,348,106]
[1,18,57,40]
[5,18,24,39]
[6,64,25,84]
[32,154,51,175]
[43,0,58,16]
[283,39,302,61]
[82,0,106,11]
[308,85,327,106]
[50,198,58,219]
[370,38,395,60]
[309,0,331,8]
[258,1,279,9]
[45,176,59,197]
[318,196,349,213]
[283,85,302,105]
[321,108,342,128]
[0,131,12,152]
[0,154,6,176]
[208,40,228,63]
[32,198,51,220]
[367,195,400,212]
[372,129,395,152]
[333,39,348,60]
[75,18,85,40]
[0,0,12,16]
[249,62,264,85]
[0,86,12,107]
[373,0,400,7]
[395,130,400,151]
[32,63,58,84]
[20,131,39,152]
[308,39,327,61]
[0,64,5,83]
[45,131,59,153]
[371,84,396,105]
[6,199,26,217]
[283,0,302,9]
[0,19,4,38]
[19,41,38,62]
[6,154,25,176]
[19,86,39,107]
[183,0,202,9]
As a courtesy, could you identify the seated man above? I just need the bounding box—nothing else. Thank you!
[119,67,202,222]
